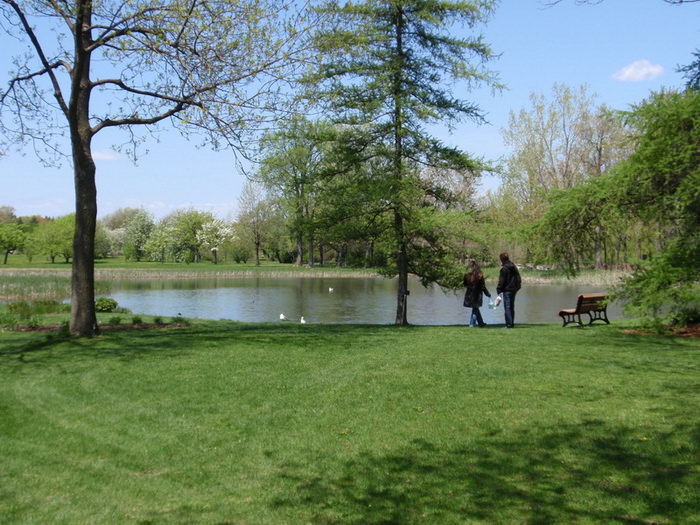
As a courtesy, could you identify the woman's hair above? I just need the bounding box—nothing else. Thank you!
[465,258,483,283]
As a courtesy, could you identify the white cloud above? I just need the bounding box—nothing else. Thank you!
[92,150,121,161]
[612,59,664,82]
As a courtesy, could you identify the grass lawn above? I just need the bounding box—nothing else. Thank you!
[1,320,698,524]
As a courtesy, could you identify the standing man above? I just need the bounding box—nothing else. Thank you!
[497,252,521,328]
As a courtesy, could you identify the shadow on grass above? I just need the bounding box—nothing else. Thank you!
[0,322,401,367]
[272,421,699,524]
[2,320,696,369]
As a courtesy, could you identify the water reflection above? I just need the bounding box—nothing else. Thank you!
[107,277,623,325]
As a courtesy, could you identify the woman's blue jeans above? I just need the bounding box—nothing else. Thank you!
[470,307,485,327]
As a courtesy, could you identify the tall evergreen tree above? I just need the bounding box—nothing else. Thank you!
[310,0,500,324]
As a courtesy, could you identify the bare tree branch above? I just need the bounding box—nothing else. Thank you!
[2,0,70,117]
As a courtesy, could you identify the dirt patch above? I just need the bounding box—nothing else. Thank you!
[620,324,700,338]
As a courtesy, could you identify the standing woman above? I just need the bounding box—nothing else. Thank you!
[463,259,491,327]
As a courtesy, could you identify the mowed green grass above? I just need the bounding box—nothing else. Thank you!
[1,321,698,524]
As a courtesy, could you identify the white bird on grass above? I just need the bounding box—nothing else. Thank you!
[280,313,307,323]
[328,287,334,293]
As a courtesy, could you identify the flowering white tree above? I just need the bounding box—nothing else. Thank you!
[196,219,234,264]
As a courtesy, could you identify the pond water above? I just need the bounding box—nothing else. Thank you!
[107,277,623,326]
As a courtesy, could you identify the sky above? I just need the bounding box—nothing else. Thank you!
[1,0,698,221]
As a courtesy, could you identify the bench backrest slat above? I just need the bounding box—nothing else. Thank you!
[576,293,608,313]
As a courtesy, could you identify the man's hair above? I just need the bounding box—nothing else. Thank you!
[499,252,510,263]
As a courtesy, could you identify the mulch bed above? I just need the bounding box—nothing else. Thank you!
[10,323,187,333]
[9,323,700,337]
[620,324,700,338]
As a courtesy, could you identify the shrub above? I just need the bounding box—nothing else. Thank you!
[7,301,29,316]
[95,297,119,313]
[0,311,17,329]
[108,316,122,324]
[131,315,143,325]
[229,245,251,264]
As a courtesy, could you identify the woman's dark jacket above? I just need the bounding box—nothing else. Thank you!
[463,273,491,308]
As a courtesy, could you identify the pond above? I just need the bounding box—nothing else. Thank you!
[107,277,624,326]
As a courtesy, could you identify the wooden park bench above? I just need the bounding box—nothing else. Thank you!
[558,293,610,327]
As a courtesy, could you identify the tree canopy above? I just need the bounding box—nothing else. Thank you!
[0,0,315,335]
[308,0,500,324]
[613,90,700,324]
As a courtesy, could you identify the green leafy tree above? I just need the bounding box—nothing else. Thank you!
[0,222,25,264]
[310,0,500,324]
[679,49,700,91]
[0,206,16,223]
[28,214,74,263]
[311,153,392,268]
[614,90,700,325]
[258,117,329,267]
[1,0,314,335]
[152,209,215,263]
[532,176,628,271]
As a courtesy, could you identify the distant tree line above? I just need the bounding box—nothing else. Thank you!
[2,75,699,330]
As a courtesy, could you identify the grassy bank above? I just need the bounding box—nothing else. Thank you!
[1,320,697,523]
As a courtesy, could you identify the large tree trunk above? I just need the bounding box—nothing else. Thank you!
[294,233,303,266]
[394,250,409,325]
[394,212,409,326]
[70,151,98,336]
[392,6,408,326]
[69,0,98,337]
[307,236,314,268]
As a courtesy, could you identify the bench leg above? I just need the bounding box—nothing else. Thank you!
[560,313,585,327]
[587,309,610,325]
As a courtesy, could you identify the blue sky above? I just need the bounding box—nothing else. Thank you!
[1,0,698,220]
